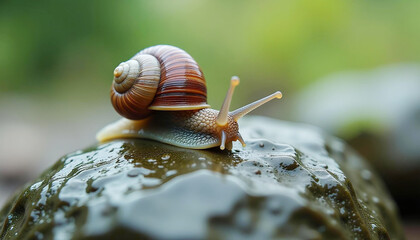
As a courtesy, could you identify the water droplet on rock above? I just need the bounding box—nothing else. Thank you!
[361,169,372,181]
[166,170,177,177]
[127,169,142,177]
[143,178,161,187]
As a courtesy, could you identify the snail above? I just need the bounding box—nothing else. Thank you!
[97,45,282,150]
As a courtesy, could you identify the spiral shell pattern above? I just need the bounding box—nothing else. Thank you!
[111,45,210,120]
[139,45,210,110]
[111,54,161,119]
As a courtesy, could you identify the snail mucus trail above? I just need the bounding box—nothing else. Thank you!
[96,45,282,150]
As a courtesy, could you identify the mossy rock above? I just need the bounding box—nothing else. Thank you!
[0,117,404,239]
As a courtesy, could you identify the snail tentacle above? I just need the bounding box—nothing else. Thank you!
[230,91,283,121]
[216,76,240,127]
[237,133,246,147]
[220,130,227,150]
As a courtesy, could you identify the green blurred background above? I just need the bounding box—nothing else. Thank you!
[1,0,419,107]
[1,0,420,235]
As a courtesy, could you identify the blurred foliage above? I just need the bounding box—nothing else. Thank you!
[0,0,419,109]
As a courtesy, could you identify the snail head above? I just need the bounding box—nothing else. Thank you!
[214,76,282,150]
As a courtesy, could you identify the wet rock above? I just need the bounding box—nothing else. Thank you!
[293,64,420,216]
[0,117,404,239]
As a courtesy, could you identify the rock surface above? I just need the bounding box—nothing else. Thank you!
[0,117,404,239]
[293,64,420,216]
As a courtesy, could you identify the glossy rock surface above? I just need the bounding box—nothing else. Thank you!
[0,117,404,239]
[293,64,420,217]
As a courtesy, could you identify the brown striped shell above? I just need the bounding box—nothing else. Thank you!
[110,45,210,120]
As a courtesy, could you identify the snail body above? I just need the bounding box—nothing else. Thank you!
[97,45,282,150]
[97,109,240,150]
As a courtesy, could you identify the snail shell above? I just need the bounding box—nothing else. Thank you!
[111,45,210,120]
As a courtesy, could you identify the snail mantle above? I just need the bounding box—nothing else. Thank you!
[97,45,282,150]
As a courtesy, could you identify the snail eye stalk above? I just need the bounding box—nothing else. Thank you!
[216,76,240,127]
[230,91,282,121]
